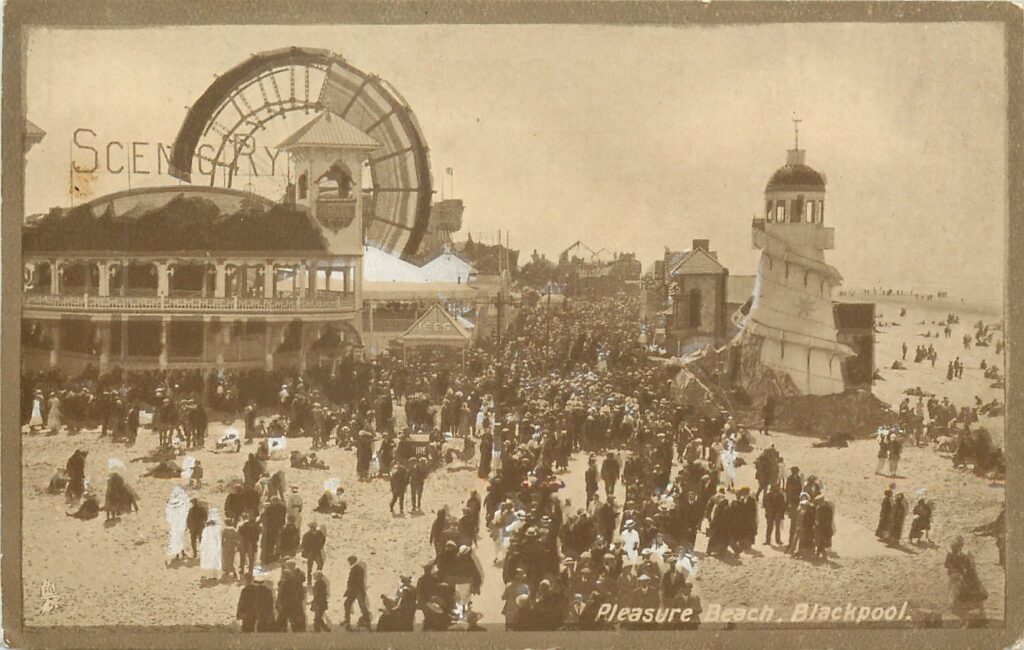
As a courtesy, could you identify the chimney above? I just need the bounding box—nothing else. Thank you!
[692,239,710,253]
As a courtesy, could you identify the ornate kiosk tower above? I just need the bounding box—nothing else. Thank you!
[739,120,853,395]
[278,110,381,308]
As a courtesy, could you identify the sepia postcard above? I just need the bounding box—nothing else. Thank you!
[2,2,1021,649]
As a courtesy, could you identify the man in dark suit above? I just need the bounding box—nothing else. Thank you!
[301,522,327,583]
[343,555,371,630]
[238,513,260,576]
[276,561,306,631]
[409,456,427,513]
[186,498,208,558]
[585,455,599,508]
[236,573,275,632]
[763,483,786,546]
[390,462,410,515]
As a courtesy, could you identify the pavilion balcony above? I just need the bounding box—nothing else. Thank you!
[22,291,358,315]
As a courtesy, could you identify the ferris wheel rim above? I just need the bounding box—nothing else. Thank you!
[168,47,432,259]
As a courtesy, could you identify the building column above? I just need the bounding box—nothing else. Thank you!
[49,321,61,368]
[353,258,362,306]
[201,265,210,298]
[264,322,280,371]
[98,261,110,297]
[202,318,211,362]
[298,322,309,374]
[157,262,170,297]
[264,262,275,297]
[98,320,112,372]
[159,318,169,369]
[120,319,129,361]
[50,260,61,294]
[238,265,248,297]
[220,321,233,365]
[215,262,227,298]
[308,260,318,295]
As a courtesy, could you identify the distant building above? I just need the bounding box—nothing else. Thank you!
[642,239,741,356]
[421,246,477,284]
[559,242,641,296]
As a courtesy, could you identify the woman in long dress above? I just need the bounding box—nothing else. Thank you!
[199,507,223,579]
[46,393,62,435]
[28,391,45,431]
[165,486,189,562]
[457,403,472,438]
[720,440,737,492]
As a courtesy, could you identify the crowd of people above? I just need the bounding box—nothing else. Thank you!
[32,291,1000,631]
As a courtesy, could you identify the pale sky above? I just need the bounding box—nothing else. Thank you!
[24,23,1007,299]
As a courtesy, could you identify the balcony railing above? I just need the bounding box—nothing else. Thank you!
[316,198,357,230]
[22,291,357,314]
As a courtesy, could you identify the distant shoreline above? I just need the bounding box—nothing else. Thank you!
[835,290,1002,319]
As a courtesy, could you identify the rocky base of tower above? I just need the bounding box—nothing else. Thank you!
[767,390,898,438]
[677,332,895,438]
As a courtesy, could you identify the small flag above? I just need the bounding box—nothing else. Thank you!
[446,167,453,175]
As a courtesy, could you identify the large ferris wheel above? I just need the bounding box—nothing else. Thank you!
[167,47,433,260]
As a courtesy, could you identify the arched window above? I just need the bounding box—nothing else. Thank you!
[804,270,810,287]
[298,173,308,200]
[785,262,790,280]
[317,162,354,199]
[780,340,785,359]
[776,203,786,222]
[818,201,825,223]
[766,200,773,221]
[688,289,702,328]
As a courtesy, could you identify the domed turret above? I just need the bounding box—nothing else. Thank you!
[763,146,826,226]
[765,150,826,193]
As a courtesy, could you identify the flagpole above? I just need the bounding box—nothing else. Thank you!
[68,138,74,207]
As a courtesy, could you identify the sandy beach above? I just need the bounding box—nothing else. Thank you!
[20,294,1005,629]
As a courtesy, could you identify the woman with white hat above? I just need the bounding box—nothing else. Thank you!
[200,507,224,579]
[165,485,190,563]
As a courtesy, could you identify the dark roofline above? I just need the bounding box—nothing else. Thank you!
[23,249,331,260]
[79,185,277,213]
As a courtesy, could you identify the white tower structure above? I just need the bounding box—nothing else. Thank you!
[740,120,853,395]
